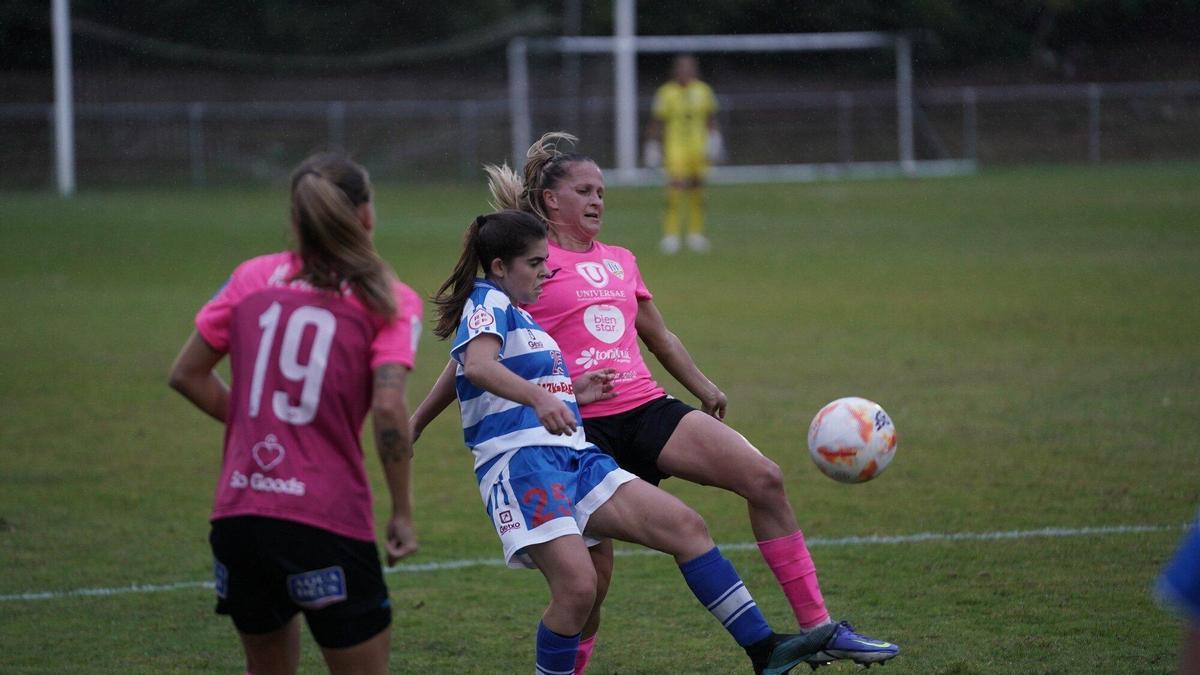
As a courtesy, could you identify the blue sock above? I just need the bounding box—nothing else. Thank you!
[535,620,580,675]
[679,546,773,647]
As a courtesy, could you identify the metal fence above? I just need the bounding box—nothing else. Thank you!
[1,80,1197,189]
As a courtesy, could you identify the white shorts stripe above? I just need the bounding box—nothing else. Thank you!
[708,584,755,625]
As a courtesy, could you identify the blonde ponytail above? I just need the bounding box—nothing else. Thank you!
[484,131,592,227]
[484,162,526,212]
[289,154,396,318]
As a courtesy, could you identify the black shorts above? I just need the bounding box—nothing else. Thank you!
[582,396,696,485]
[209,516,391,649]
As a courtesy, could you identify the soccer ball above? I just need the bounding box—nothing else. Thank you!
[807,397,898,484]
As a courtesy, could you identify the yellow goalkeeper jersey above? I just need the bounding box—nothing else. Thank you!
[652,80,717,156]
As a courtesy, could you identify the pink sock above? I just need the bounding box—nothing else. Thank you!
[574,634,596,674]
[758,530,831,630]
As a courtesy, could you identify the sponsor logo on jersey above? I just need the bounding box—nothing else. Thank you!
[468,305,494,330]
[550,350,567,376]
[575,288,626,301]
[575,346,633,369]
[540,381,574,395]
[287,566,347,609]
[229,469,307,496]
[584,304,625,344]
[603,259,625,280]
[526,328,544,350]
[575,261,610,289]
[251,434,286,472]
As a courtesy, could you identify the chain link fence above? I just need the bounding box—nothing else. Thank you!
[2,80,1197,189]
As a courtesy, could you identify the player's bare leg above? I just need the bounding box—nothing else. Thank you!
[238,614,301,675]
[575,540,612,673]
[526,535,598,635]
[656,411,899,665]
[659,411,798,540]
[588,479,835,674]
[524,535,596,673]
[320,626,390,675]
[587,478,712,561]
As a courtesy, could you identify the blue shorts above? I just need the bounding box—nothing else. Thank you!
[475,445,637,569]
[1158,518,1200,622]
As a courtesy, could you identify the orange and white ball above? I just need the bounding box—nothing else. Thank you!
[807,397,898,483]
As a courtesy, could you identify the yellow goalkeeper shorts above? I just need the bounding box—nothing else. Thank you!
[664,145,709,181]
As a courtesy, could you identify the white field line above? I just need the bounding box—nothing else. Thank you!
[1,523,1184,603]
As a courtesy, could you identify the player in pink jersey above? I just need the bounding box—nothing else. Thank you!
[169,154,421,675]
[415,133,897,672]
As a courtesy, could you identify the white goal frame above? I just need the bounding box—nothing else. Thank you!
[508,28,976,185]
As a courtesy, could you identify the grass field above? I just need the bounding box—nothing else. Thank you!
[2,163,1199,673]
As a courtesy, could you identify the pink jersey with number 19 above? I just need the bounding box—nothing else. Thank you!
[522,239,664,418]
[195,251,422,542]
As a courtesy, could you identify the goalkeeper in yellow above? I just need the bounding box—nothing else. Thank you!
[644,54,723,254]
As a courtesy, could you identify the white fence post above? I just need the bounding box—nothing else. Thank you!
[613,0,638,183]
[895,35,915,175]
[507,37,531,165]
[52,0,75,195]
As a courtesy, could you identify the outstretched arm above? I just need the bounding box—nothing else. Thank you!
[168,331,229,423]
[372,363,418,565]
[634,298,727,420]
[410,358,458,443]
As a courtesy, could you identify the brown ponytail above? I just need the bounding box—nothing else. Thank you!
[289,154,396,318]
[432,211,547,340]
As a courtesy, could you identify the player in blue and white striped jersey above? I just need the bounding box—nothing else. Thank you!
[417,210,835,675]
[451,276,592,471]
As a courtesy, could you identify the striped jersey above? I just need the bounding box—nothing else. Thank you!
[451,279,591,469]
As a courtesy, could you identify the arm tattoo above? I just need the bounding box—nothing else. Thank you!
[375,364,407,391]
[377,428,411,463]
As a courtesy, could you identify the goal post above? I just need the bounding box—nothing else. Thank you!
[508,30,974,185]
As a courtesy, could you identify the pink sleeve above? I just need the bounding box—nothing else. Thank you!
[630,252,653,301]
[370,282,423,370]
[194,262,250,353]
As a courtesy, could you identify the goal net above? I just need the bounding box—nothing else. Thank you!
[508,31,976,186]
